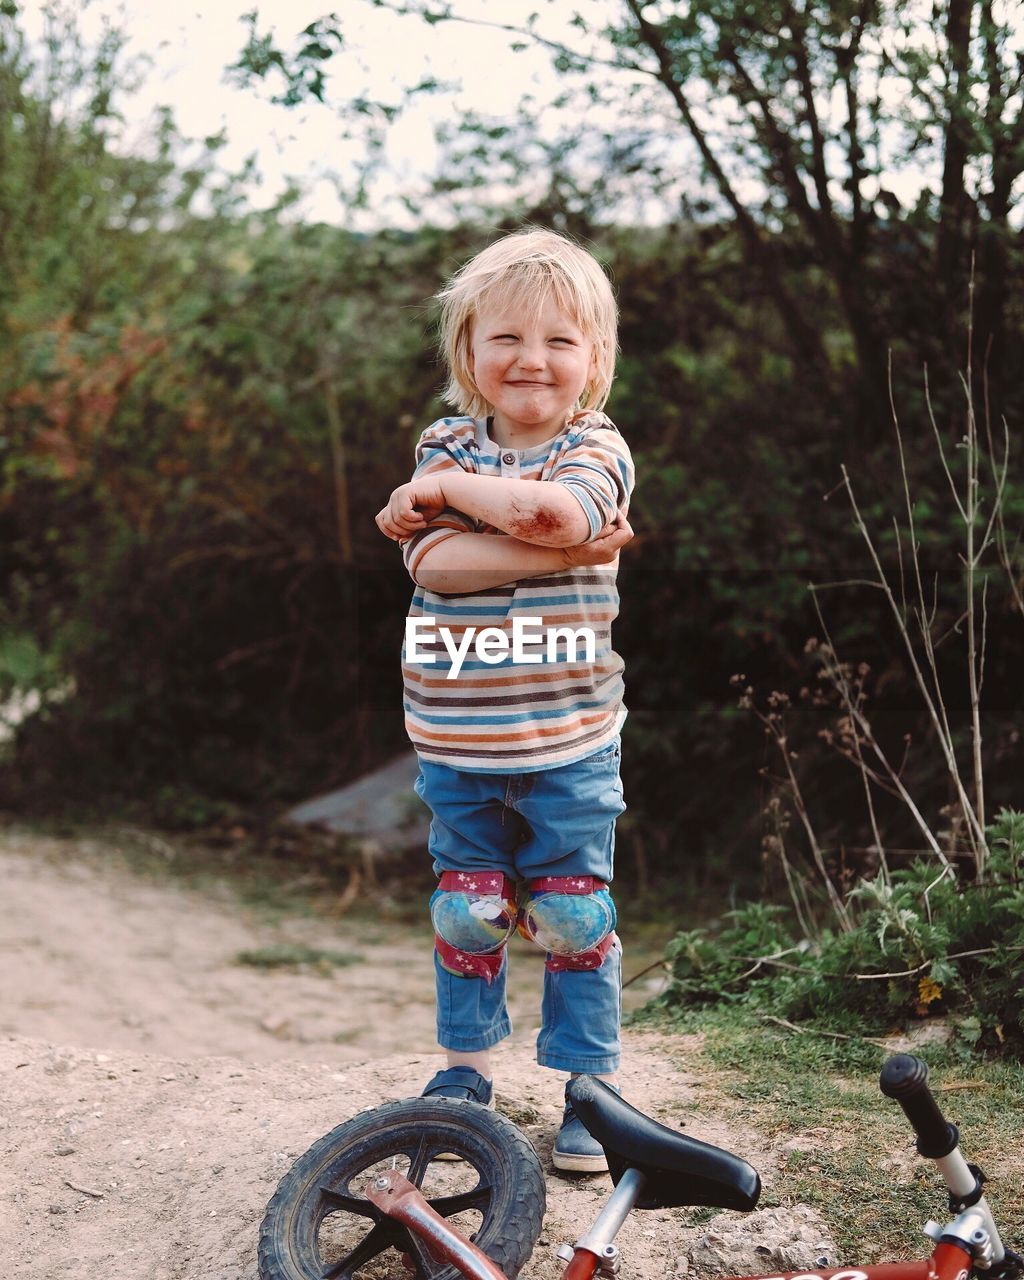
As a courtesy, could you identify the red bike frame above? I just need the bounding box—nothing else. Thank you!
[366,1170,975,1280]
[363,1055,1014,1280]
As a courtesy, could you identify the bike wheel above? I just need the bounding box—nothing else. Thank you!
[258,1098,546,1280]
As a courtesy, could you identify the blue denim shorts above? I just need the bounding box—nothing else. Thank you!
[415,737,625,881]
[415,738,626,1073]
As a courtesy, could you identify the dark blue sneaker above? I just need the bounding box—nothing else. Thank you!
[421,1066,494,1107]
[552,1080,618,1173]
[421,1067,495,1161]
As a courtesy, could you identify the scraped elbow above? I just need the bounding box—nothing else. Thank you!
[508,498,589,547]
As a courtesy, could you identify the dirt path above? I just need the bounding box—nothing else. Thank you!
[0,829,820,1280]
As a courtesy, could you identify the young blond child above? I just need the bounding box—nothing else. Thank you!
[376,228,634,1172]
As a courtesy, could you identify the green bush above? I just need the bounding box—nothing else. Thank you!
[655,808,1024,1055]
[3,2,1023,890]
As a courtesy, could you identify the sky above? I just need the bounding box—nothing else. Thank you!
[15,1,1023,229]
[18,0,627,227]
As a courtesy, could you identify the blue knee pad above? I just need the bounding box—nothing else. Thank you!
[519,876,617,971]
[431,870,517,983]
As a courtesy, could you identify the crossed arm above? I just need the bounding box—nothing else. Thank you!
[375,471,633,593]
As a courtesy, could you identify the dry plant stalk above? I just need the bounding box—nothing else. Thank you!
[745,309,1018,922]
[736,681,851,932]
[823,325,1016,879]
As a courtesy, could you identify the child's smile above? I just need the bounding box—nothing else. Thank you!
[469,293,596,448]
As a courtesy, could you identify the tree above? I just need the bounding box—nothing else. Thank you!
[234,0,1024,435]
[0,3,439,814]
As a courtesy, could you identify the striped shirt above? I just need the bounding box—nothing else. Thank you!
[400,412,634,773]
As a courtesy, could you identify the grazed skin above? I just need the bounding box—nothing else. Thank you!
[439,474,592,548]
[376,474,594,550]
[507,500,565,543]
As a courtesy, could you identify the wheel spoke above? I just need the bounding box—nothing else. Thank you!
[403,1229,454,1280]
[317,1187,379,1219]
[408,1134,436,1186]
[428,1183,492,1217]
[320,1220,400,1280]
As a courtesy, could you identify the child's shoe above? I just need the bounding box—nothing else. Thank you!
[421,1067,495,1161]
[421,1066,494,1107]
[552,1080,618,1173]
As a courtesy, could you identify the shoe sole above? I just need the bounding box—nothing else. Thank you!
[551,1149,608,1174]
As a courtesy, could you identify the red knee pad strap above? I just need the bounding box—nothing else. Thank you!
[435,936,506,983]
[529,875,608,894]
[545,932,617,973]
[438,870,518,899]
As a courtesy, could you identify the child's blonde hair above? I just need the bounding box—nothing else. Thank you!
[435,228,618,419]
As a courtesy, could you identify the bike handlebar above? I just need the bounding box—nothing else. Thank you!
[879,1054,959,1159]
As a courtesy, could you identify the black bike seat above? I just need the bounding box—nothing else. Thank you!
[567,1076,761,1211]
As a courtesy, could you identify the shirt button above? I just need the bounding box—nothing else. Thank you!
[502,452,516,465]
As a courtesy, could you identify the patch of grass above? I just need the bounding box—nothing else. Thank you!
[682,1205,725,1227]
[235,943,364,972]
[652,1005,1024,1261]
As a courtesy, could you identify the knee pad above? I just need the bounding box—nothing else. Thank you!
[431,870,517,984]
[518,875,617,972]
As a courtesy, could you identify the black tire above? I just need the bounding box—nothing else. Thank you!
[258,1098,546,1280]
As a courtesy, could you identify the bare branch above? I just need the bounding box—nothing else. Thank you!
[760,1014,891,1049]
[854,944,1024,980]
[811,592,934,874]
[367,0,651,77]
[748,698,848,929]
[963,264,987,846]
[894,517,909,623]
[781,0,836,228]
[717,38,834,259]
[923,365,968,523]
[816,474,969,864]
[621,0,833,383]
[884,357,987,857]
[773,819,819,942]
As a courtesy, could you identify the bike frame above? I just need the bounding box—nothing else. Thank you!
[365,1129,1008,1280]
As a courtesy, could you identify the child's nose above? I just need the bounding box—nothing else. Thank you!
[517,344,545,369]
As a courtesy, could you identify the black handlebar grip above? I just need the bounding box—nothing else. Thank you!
[879,1054,959,1158]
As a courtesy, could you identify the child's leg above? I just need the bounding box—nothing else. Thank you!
[508,738,626,1075]
[445,1048,493,1074]
[432,929,512,1058]
[538,940,622,1076]
[508,737,626,1169]
[416,761,525,1072]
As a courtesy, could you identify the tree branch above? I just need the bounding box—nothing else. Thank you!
[622,0,834,389]
[717,36,835,261]
[367,0,651,77]
[781,1,840,238]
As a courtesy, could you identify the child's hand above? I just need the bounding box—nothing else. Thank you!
[561,513,634,567]
[375,477,448,541]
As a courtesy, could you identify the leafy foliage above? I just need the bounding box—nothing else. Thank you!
[655,810,1024,1055]
[0,2,1021,910]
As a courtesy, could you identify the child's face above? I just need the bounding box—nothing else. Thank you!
[469,291,596,445]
